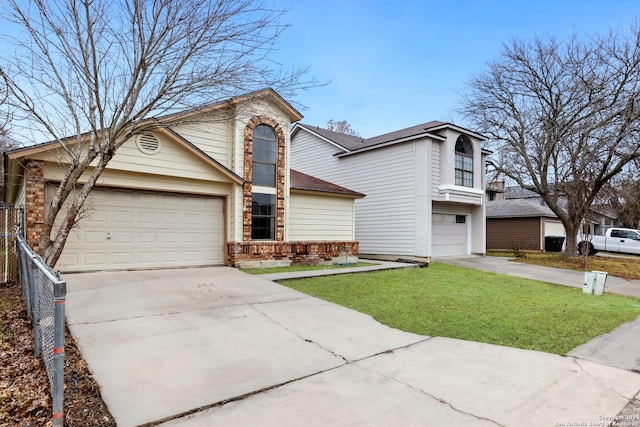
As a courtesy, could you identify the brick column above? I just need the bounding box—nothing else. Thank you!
[24,160,45,252]
[243,116,286,242]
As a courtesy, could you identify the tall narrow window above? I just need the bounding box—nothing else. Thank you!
[252,124,277,187]
[455,135,473,187]
[251,193,276,240]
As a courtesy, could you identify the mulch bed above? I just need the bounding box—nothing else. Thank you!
[1,282,115,426]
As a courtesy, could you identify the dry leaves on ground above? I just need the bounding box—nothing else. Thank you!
[0,282,115,426]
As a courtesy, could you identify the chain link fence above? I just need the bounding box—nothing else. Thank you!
[16,232,67,427]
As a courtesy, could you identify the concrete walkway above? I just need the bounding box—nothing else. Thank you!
[64,266,640,427]
[436,255,640,373]
[435,255,640,298]
[257,259,419,281]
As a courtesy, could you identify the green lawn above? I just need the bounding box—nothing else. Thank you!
[280,262,640,355]
[241,262,377,275]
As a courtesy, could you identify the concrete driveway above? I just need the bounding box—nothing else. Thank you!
[65,267,640,427]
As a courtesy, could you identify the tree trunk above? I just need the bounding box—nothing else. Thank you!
[563,222,580,257]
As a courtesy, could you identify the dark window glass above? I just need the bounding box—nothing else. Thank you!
[251,193,275,240]
[456,215,466,224]
[253,163,276,187]
[455,135,473,187]
[253,125,277,187]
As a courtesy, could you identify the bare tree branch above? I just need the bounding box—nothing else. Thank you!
[0,0,317,266]
[459,26,640,256]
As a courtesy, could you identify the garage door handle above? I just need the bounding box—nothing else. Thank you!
[106,232,112,240]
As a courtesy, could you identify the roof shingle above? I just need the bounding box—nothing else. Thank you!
[290,169,364,198]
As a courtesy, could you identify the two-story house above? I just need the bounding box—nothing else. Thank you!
[3,89,364,272]
[291,121,490,261]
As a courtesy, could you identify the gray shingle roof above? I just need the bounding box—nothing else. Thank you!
[504,186,540,199]
[295,120,447,152]
[486,199,557,218]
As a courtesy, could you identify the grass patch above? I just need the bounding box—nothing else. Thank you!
[517,253,640,280]
[281,262,640,355]
[241,262,377,275]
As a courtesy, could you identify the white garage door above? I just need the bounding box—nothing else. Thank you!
[53,187,224,272]
[432,213,469,257]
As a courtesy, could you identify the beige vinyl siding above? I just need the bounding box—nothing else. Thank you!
[170,121,230,167]
[41,163,232,197]
[291,132,417,255]
[289,193,355,241]
[14,181,26,208]
[32,134,235,184]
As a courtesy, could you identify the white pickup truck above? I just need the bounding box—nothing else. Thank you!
[578,227,640,255]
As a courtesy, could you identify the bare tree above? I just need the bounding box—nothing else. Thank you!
[600,162,640,229]
[460,28,640,256]
[326,119,360,136]
[0,80,16,151]
[0,0,313,267]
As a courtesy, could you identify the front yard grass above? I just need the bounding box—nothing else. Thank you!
[280,262,640,355]
[488,251,640,280]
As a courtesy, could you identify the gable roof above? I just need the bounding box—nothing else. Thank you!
[6,88,301,159]
[293,121,488,156]
[290,169,365,198]
[486,199,557,219]
[504,186,542,200]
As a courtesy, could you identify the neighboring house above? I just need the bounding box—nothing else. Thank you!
[3,89,363,272]
[503,185,620,236]
[486,199,563,251]
[290,121,491,261]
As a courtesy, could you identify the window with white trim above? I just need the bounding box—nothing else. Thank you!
[455,135,473,187]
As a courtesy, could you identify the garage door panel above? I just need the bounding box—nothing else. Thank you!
[432,213,469,257]
[48,186,225,272]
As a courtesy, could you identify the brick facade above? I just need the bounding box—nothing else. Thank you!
[243,116,286,241]
[24,160,45,252]
[227,241,359,267]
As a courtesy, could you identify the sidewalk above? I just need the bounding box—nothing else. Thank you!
[435,255,640,372]
[435,255,640,299]
[257,259,419,281]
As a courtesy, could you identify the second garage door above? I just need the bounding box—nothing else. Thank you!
[52,187,224,272]
[432,213,469,257]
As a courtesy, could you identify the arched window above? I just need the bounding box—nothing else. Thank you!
[455,135,473,187]
[252,124,277,187]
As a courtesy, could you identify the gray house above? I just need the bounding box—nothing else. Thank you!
[291,121,491,261]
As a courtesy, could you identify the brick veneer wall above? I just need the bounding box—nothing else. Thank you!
[236,116,360,267]
[243,116,286,241]
[227,241,359,266]
[24,160,45,252]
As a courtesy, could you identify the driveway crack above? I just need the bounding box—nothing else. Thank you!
[570,357,636,400]
[356,363,505,427]
[250,304,349,363]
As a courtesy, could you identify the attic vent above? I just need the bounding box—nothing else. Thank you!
[136,133,161,154]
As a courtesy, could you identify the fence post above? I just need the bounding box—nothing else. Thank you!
[16,239,32,319]
[30,256,41,357]
[52,277,66,426]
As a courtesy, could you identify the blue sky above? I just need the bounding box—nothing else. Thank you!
[270,0,640,137]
